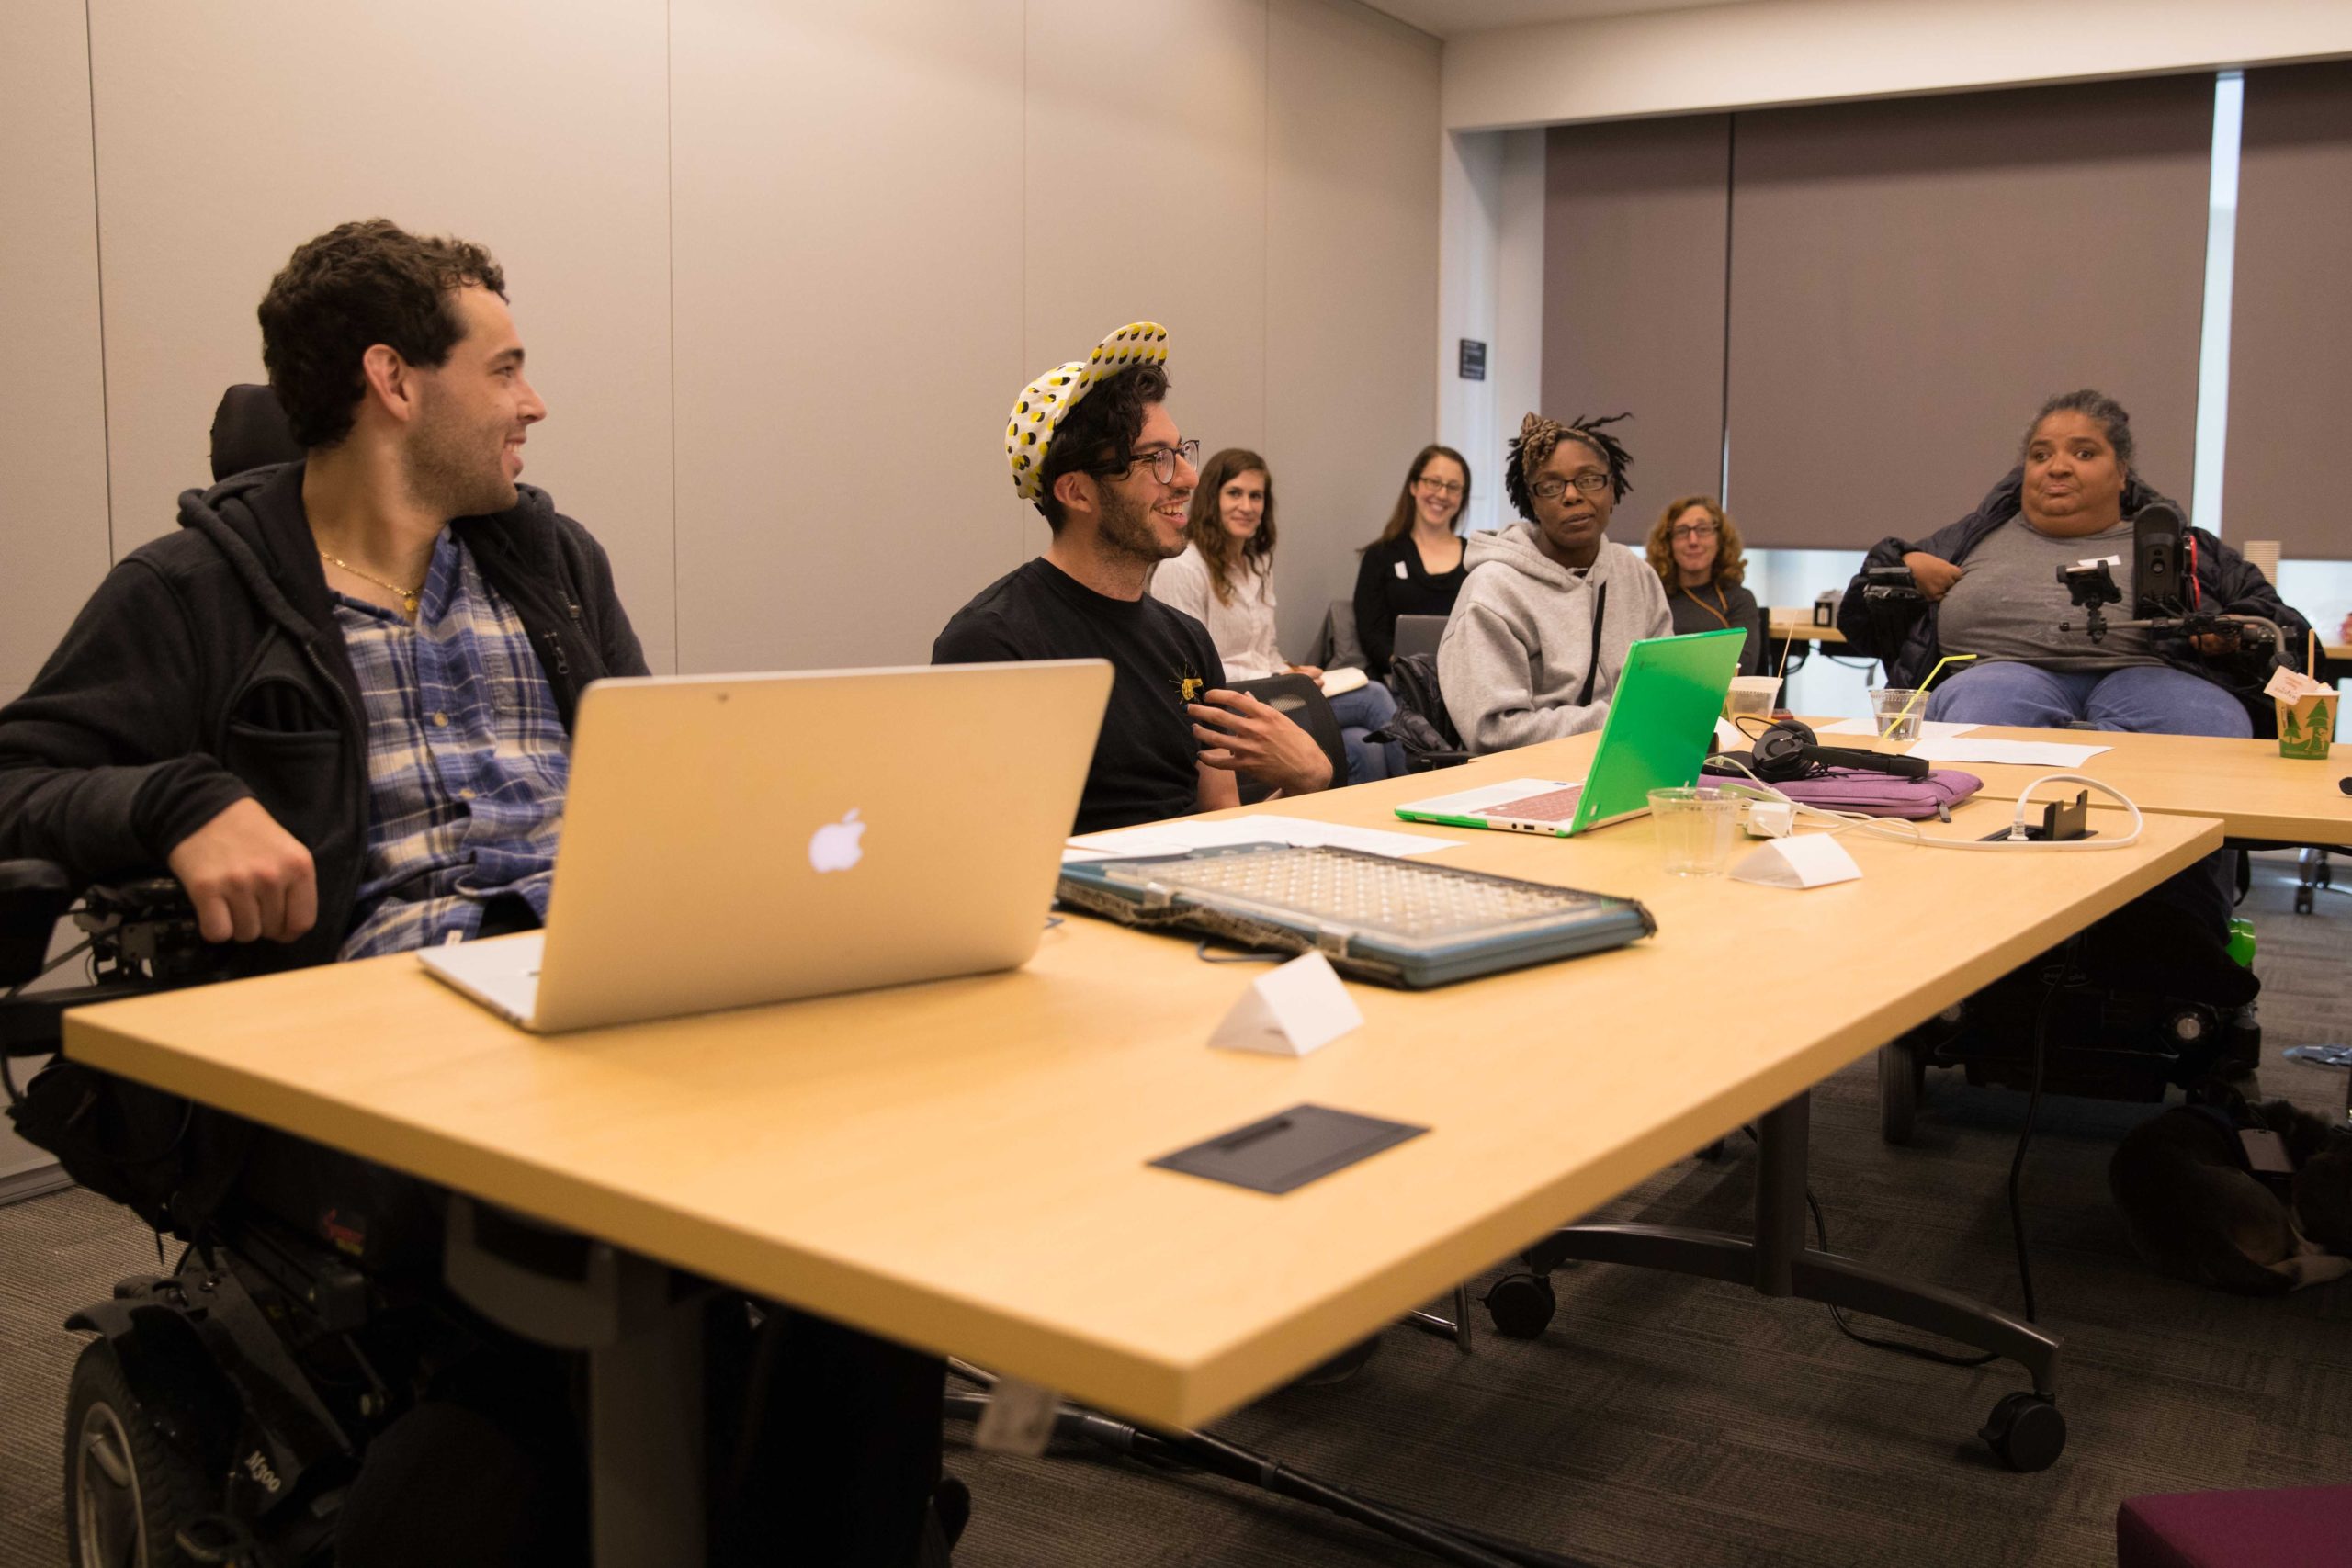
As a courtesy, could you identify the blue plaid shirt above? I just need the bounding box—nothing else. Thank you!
[334,530,571,959]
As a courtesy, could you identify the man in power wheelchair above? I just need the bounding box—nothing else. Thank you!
[0,220,952,1565]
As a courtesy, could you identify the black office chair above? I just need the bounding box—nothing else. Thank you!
[209,383,304,482]
[1227,674,1349,801]
[1300,600,1365,674]
[1392,614,1447,664]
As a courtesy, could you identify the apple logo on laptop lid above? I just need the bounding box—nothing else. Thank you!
[808,809,866,874]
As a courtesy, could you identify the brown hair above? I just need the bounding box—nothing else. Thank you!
[1645,495,1747,590]
[1183,448,1276,604]
[258,219,507,449]
[1366,445,1472,549]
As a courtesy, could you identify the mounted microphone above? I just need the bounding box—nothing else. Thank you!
[2132,500,2188,613]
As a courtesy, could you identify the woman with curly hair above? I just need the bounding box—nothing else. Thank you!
[1645,495,1762,676]
[1436,412,1670,753]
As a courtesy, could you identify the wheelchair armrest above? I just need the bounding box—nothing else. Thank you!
[0,860,75,988]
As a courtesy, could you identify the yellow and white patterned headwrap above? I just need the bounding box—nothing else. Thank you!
[1005,321,1170,502]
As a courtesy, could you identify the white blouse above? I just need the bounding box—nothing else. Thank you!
[1148,544,1284,681]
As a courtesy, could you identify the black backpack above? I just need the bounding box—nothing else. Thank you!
[1369,654,1469,772]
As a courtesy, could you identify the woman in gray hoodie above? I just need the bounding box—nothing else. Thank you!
[1439,412,1672,752]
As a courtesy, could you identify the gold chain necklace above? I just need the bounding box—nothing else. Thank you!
[319,551,424,616]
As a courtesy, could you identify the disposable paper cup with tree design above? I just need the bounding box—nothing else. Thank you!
[2276,692,2338,760]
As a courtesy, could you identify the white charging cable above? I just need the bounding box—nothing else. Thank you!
[1709,758,2143,852]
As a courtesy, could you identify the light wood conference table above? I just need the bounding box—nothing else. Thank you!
[1767,609,1848,646]
[1905,725,2352,844]
[62,739,2221,1559]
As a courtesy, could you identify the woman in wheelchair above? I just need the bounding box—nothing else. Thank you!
[1838,389,2312,948]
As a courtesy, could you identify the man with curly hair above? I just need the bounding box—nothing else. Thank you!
[1438,411,1672,752]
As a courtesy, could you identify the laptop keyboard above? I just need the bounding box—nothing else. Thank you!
[1482,785,1585,822]
[1113,844,1616,941]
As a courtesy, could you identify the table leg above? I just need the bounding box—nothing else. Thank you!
[1540,1091,2059,1394]
[442,1197,708,1568]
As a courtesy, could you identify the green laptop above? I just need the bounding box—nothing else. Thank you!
[1393,627,1747,837]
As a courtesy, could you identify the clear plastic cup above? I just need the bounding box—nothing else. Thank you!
[1724,676,1781,724]
[1647,787,1745,876]
[1868,687,1925,745]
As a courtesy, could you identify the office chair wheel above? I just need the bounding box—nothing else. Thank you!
[1482,1273,1556,1339]
[65,1338,212,1568]
[2296,885,2314,915]
[1878,1040,1923,1145]
[1978,1392,2066,1473]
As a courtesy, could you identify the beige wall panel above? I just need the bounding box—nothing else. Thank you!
[1266,0,1442,656]
[669,1,1024,671]
[1023,0,1270,563]
[1,0,111,703]
[85,0,676,670]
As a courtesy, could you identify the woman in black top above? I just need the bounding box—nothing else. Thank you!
[1351,445,1472,678]
[1645,494,1763,676]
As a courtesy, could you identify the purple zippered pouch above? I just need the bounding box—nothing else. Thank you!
[1772,768,1984,819]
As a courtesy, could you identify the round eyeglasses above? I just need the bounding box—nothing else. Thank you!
[1094,439,1201,485]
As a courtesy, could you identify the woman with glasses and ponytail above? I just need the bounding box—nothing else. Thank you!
[1438,412,1670,754]
[1645,495,1763,676]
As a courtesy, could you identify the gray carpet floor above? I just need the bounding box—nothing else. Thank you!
[4,855,2347,1567]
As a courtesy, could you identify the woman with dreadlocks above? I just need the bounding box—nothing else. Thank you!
[1437,412,1671,753]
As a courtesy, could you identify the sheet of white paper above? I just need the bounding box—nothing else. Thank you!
[1731,834,1861,889]
[1208,951,1363,1057]
[1070,815,1455,859]
[1904,738,2109,767]
[1815,718,1979,741]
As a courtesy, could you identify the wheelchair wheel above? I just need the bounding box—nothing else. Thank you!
[1878,1040,1924,1145]
[66,1338,211,1568]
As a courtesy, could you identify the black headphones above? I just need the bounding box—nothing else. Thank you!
[1744,718,1929,783]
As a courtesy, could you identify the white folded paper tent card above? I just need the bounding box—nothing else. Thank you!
[1732,834,1862,889]
[1210,951,1364,1057]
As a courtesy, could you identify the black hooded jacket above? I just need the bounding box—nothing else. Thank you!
[0,461,646,973]
[1835,467,2312,719]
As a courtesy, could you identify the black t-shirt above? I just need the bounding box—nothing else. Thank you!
[933,558,1225,835]
[1351,533,1468,678]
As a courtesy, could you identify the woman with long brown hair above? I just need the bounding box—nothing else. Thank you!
[1350,445,1470,680]
[1645,494,1762,675]
[1151,447,1404,783]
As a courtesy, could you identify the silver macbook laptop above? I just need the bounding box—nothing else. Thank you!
[417,660,1112,1032]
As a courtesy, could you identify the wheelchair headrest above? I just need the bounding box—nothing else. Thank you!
[209,384,304,482]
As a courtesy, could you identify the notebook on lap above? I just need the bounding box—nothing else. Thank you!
[1393,628,1744,838]
[417,660,1112,1032]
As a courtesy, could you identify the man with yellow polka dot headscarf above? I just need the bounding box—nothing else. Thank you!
[934,322,1332,830]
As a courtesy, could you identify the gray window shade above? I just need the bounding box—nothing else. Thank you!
[2224,62,2352,560]
[1723,78,2212,551]
[1542,115,1728,531]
